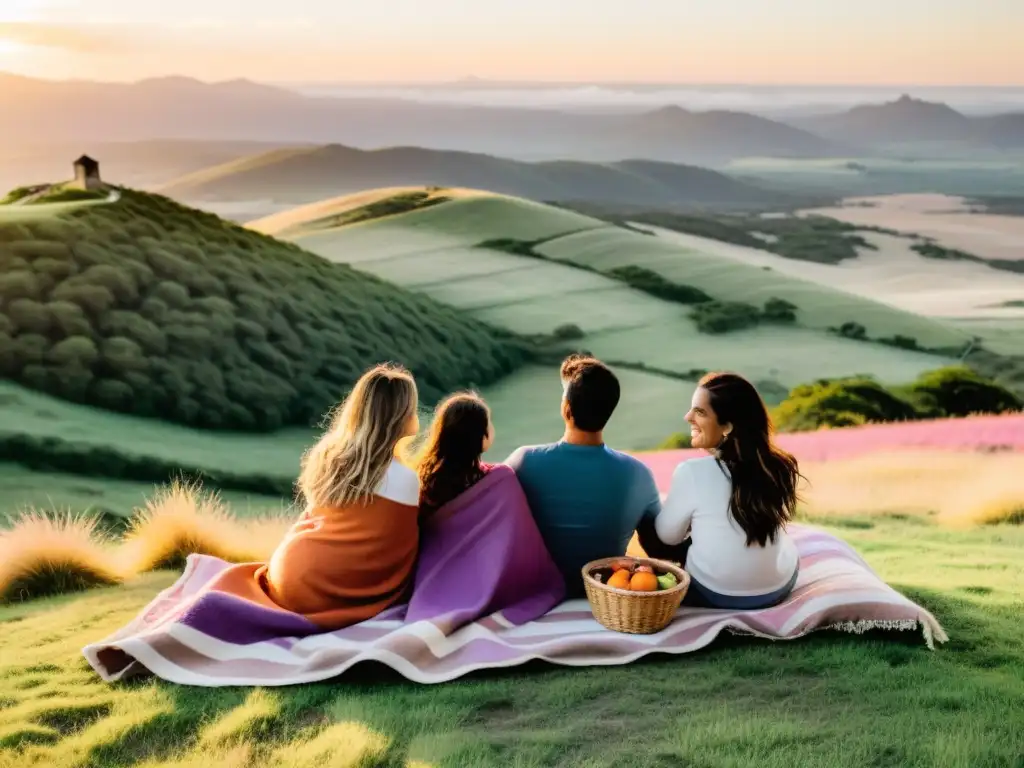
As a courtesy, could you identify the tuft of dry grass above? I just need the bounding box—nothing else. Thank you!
[117,481,293,574]
[798,449,1024,526]
[0,512,122,603]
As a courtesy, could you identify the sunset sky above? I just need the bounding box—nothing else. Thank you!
[0,0,1021,85]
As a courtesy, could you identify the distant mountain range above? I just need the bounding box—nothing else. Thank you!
[0,73,839,165]
[158,144,796,211]
[796,95,1024,149]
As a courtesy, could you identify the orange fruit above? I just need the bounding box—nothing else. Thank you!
[629,571,659,592]
[606,569,632,590]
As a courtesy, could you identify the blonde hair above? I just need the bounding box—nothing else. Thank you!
[298,363,419,509]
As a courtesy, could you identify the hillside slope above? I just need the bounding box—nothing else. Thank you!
[0,188,526,430]
[159,144,790,212]
[253,189,968,402]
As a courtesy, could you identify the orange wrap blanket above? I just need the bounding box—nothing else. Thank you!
[206,495,420,631]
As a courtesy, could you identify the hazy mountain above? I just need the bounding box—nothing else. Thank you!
[0,138,302,194]
[0,72,836,165]
[797,95,1024,149]
[158,144,793,211]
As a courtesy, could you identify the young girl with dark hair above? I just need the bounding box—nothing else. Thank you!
[415,392,496,517]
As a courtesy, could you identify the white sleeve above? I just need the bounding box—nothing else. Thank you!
[655,462,696,546]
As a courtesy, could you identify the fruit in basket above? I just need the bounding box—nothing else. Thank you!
[635,564,654,574]
[629,571,659,591]
[611,560,633,573]
[657,572,678,591]
[607,569,632,590]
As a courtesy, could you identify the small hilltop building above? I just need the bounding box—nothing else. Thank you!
[72,155,102,190]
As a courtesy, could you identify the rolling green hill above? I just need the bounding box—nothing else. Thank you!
[0,187,527,432]
[253,189,970,402]
[159,144,795,213]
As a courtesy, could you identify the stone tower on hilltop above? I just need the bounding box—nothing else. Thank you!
[72,155,102,190]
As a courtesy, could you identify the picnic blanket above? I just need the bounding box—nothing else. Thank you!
[84,520,947,686]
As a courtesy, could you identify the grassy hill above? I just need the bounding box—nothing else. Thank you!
[0,187,527,432]
[158,144,793,214]
[253,189,970,398]
[3,515,1022,767]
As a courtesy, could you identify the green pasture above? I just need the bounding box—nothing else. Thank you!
[536,227,970,350]
[274,192,964,389]
[2,517,1021,767]
[0,381,313,480]
[0,465,290,527]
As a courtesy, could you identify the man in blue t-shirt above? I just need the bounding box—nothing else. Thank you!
[505,354,663,596]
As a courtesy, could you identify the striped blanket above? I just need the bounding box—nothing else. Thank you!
[83,525,946,686]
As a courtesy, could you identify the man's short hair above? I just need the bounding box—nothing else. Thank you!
[560,354,620,432]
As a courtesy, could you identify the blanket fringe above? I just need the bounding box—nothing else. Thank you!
[824,618,947,650]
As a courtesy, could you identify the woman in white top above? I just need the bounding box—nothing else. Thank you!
[654,372,802,610]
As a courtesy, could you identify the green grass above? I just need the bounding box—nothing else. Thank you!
[2,517,1021,767]
[0,365,686,483]
[0,381,311,480]
[0,465,290,528]
[262,190,965,421]
[534,226,968,351]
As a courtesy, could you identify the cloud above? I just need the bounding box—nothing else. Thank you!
[0,22,151,53]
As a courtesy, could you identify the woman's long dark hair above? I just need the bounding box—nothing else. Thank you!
[700,372,801,547]
[415,392,491,517]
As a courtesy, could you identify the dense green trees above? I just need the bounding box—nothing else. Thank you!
[0,189,527,430]
[770,367,1021,433]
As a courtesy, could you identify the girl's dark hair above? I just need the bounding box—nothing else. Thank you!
[416,392,491,517]
[699,372,802,547]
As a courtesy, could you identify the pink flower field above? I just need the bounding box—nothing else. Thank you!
[639,413,1024,492]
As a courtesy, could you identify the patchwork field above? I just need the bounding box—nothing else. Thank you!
[253,189,968,402]
[800,193,1024,264]
[646,226,1024,321]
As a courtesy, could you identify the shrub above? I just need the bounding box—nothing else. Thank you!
[904,366,1022,418]
[118,481,292,573]
[606,266,712,305]
[657,432,692,449]
[6,298,51,335]
[762,297,798,323]
[690,301,762,334]
[48,300,94,338]
[50,283,117,315]
[47,335,100,367]
[552,323,585,340]
[0,513,122,603]
[834,321,868,340]
[772,377,921,432]
[879,334,920,351]
[0,271,41,302]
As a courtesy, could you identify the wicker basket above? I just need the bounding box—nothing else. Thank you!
[581,556,690,634]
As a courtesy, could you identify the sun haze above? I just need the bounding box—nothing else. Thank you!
[0,0,1021,85]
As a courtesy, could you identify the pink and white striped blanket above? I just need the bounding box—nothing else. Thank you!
[83,524,946,686]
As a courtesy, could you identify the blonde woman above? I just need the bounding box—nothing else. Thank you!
[255,363,422,629]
